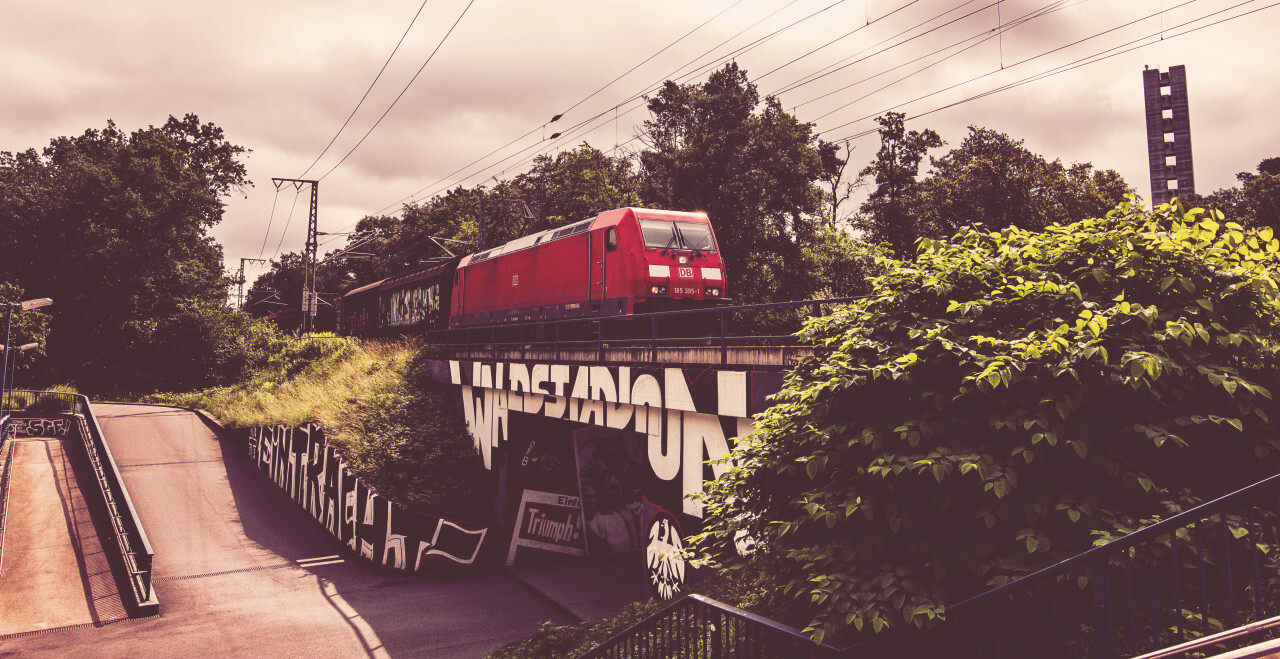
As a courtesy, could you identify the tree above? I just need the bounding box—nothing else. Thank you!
[1188,157,1280,232]
[916,127,1131,237]
[0,115,251,393]
[640,63,844,303]
[855,113,943,257]
[0,282,52,383]
[692,200,1280,643]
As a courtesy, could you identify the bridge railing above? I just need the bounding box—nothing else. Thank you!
[0,415,11,573]
[8,389,81,414]
[924,470,1280,658]
[425,296,867,365]
[581,470,1280,658]
[580,593,850,658]
[43,393,155,612]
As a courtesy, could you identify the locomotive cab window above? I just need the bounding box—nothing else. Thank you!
[638,219,717,252]
[605,228,618,252]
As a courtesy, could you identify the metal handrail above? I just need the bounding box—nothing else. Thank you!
[580,593,847,658]
[427,296,867,366]
[44,394,154,609]
[0,415,12,574]
[927,468,1280,658]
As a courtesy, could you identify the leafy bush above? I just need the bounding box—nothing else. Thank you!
[692,199,1280,643]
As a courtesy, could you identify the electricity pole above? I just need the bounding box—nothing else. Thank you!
[238,257,266,310]
[272,178,319,332]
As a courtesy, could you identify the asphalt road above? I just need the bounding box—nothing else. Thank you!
[0,404,572,658]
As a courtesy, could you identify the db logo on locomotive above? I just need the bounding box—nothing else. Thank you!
[677,267,693,278]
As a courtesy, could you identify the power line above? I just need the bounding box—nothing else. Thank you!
[297,0,434,179]
[368,0,770,216]
[391,0,863,209]
[314,0,478,183]
[823,0,1273,143]
[271,186,304,259]
[257,185,282,259]
[804,0,1075,122]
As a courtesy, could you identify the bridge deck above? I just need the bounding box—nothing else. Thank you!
[0,437,126,635]
[441,344,812,368]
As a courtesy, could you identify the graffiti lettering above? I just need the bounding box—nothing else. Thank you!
[248,424,489,570]
[6,417,71,438]
[453,360,753,517]
[387,283,441,327]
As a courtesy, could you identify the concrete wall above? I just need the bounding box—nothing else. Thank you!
[246,424,492,570]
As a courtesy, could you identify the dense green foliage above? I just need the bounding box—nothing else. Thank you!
[692,200,1280,643]
[0,282,53,382]
[639,63,847,304]
[857,114,1132,258]
[0,115,259,394]
[326,350,490,520]
[1191,157,1280,231]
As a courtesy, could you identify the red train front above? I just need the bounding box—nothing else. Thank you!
[450,208,726,327]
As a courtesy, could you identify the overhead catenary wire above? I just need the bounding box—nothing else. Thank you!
[257,186,283,260]
[383,0,871,212]
[823,0,1276,144]
[368,0,798,216]
[335,0,1264,253]
[297,0,434,180]
[803,0,1077,122]
[271,187,304,260]
[314,0,478,183]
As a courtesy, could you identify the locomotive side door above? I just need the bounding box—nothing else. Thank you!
[589,229,606,313]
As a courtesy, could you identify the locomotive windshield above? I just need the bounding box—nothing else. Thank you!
[638,219,717,252]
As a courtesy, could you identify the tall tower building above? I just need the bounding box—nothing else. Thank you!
[1142,65,1195,205]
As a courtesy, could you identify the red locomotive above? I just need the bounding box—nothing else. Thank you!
[339,207,727,334]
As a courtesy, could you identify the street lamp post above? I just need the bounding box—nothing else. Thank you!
[0,298,51,417]
[3,342,38,413]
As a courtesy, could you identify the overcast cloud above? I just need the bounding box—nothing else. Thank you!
[3,0,1277,285]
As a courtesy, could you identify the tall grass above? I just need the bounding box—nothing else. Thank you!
[147,335,489,520]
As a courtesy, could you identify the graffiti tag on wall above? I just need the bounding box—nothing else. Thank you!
[5,417,71,438]
[450,360,757,518]
[387,283,440,327]
[248,424,489,570]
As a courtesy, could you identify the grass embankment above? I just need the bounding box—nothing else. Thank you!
[149,335,489,521]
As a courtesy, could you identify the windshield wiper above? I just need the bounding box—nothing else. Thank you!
[673,224,702,258]
[660,229,679,255]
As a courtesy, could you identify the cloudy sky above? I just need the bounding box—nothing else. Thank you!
[4,0,1278,287]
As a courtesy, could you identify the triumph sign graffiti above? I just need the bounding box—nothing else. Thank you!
[441,359,779,518]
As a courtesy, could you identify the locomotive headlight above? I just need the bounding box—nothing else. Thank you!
[706,287,720,297]
[678,256,689,264]
[650,285,668,295]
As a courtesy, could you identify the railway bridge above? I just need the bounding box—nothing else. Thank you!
[420,298,848,592]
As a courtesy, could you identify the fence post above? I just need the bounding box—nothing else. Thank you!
[709,621,720,659]
[1092,559,1116,659]
[650,316,658,364]
[720,310,728,365]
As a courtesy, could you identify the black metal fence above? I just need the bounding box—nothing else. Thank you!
[7,389,81,414]
[426,297,866,365]
[580,594,849,658]
[582,471,1280,659]
[919,471,1280,658]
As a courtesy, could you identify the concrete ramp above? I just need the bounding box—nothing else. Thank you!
[0,437,127,635]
